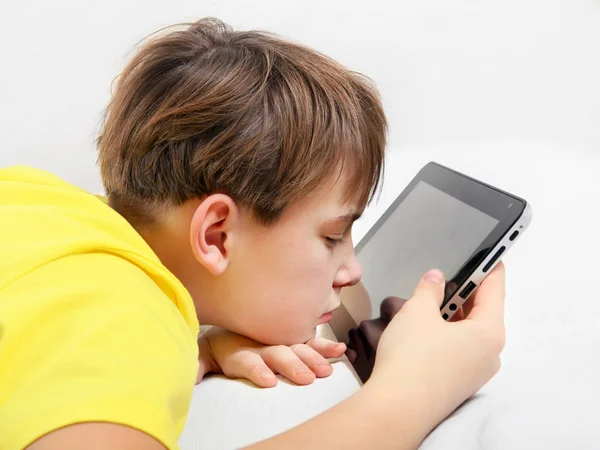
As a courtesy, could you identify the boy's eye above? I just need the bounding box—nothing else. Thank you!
[325,236,344,247]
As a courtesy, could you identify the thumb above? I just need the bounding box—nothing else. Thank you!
[411,269,446,310]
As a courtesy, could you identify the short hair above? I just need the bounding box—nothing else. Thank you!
[97,17,386,227]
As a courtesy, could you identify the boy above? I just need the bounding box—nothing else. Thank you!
[0,18,506,450]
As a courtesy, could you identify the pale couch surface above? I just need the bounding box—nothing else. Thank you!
[180,143,600,449]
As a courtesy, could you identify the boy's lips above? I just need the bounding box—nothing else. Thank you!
[318,305,340,324]
[318,312,334,324]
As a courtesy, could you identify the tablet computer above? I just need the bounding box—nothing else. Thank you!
[330,161,532,381]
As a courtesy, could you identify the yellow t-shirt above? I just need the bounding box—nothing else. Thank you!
[0,166,200,450]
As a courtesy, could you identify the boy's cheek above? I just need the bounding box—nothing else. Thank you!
[227,293,322,345]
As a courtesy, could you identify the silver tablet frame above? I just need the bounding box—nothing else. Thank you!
[440,202,532,320]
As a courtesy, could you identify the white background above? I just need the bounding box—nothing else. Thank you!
[1,0,598,192]
[1,1,599,449]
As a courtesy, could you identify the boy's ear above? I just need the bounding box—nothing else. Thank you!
[189,194,239,276]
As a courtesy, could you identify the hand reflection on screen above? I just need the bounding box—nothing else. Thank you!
[345,296,408,383]
[344,281,457,383]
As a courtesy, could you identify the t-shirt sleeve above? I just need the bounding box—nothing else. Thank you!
[0,253,199,450]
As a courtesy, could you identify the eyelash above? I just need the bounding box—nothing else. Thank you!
[325,236,345,247]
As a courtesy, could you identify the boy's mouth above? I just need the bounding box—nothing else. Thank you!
[317,312,334,324]
[317,304,341,325]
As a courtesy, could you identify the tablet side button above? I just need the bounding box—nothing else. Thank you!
[510,230,519,241]
[483,246,506,273]
[459,281,477,299]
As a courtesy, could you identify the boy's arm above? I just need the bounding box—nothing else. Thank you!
[246,381,430,450]
[248,264,506,449]
[28,265,505,450]
[27,383,425,450]
[27,423,166,450]
[196,328,347,387]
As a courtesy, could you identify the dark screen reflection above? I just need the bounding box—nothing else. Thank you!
[345,296,408,383]
[341,180,499,382]
[344,282,457,383]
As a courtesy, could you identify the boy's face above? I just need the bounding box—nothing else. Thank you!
[199,172,363,345]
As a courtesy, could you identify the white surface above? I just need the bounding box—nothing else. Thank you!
[181,143,600,449]
[180,325,361,450]
[0,1,598,448]
[1,1,599,191]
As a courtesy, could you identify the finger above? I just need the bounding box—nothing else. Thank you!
[305,336,346,358]
[449,306,465,322]
[410,269,446,311]
[220,350,278,388]
[291,344,334,378]
[467,262,506,327]
[259,346,316,385]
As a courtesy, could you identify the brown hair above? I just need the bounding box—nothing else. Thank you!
[97,18,386,227]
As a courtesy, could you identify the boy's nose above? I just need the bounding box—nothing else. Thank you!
[347,257,362,286]
[334,256,362,288]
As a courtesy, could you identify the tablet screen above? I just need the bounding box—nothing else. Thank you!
[335,164,525,382]
[357,180,499,318]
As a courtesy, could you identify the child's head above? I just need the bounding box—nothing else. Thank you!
[97,18,386,345]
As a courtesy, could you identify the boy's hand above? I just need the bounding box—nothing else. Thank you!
[245,265,507,450]
[369,263,506,436]
[196,328,347,387]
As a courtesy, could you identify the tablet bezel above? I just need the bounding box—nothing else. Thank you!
[354,161,529,310]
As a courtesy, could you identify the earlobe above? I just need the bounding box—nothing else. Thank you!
[189,194,238,276]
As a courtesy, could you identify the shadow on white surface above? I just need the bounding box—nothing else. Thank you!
[180,325,361,449]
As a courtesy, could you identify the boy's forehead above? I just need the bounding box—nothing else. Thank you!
[298,171,365,217]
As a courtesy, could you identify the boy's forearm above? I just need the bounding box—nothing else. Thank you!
[245,380,434,450]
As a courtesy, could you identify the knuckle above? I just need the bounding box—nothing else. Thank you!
[290,343,309,353]
[497,331,507,352]
[491,327,506,353]
[495,358,502,373]
[259,345,287,358]
[222,357,250,376]
[482,329,506,355]
[491,358,502,377]
[249,363,265,376]
[303,338,316,348]
[226,352,249,370]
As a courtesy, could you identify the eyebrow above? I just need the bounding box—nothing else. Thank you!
[324,212,362,227]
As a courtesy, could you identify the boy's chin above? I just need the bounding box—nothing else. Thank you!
[252,327,317,346]
[301,327,318,343]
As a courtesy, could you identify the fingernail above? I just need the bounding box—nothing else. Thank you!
[319,361,332,366]
[423,269,444,284]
